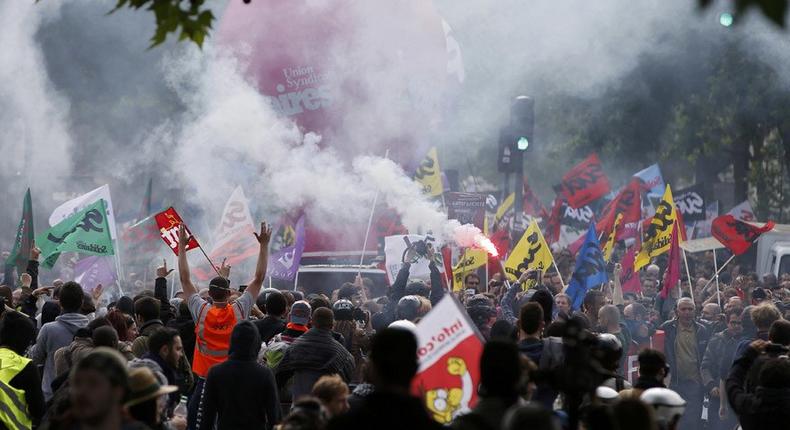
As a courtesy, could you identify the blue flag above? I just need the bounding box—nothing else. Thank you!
[566,223,608,310]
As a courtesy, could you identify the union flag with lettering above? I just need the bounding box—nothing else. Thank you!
[553,154,611,209]
[154,207,200,256]
[712,215,775,256]
[596,178,642,238]
[412,295,484,424]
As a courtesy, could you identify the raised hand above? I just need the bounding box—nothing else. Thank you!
[92,284,104,302]
[157,258,175,278]
[30,242,40,261]
[218,257,231,279]
[20,273,32,288]
[253,222,273,246]
[177,224,190,252]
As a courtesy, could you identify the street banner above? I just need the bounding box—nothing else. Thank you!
[6,189,34,275]
[384,234,442,282]
[412,295,484,424]
[49,184,118,240]
[74,256,117,292]
[268,214,306,281]
[673,183,706,222]
[712,215,775,256]
[661,222,682,299]
[523,179,547,217]
[728,200,756,222]
[634,164,665,197]
[154,208,200,256]
[620,247,641,294]
[504,220,553,281]
[415,147,444,197]
[37,199,115,268]
[566,223,608,310]
[451,249,487,290]
[601,213,623,263]
[553,153,611,208]
[635,185,678,271]
[446,192,486,230]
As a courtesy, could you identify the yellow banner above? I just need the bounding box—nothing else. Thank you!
[494,193,515,224]
[452,249,488,291]
[602,213,623,263]
[504,220,553,281]
[414,147,444,197]
[635,185,678,270]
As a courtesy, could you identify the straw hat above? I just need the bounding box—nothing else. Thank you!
[125,367,178,408]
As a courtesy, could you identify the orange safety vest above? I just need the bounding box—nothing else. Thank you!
[192,302,243,378]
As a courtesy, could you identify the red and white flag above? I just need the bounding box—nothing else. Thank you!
[154,207,199,255]
[553,153,611,209]
[195,187,258,281]
[411,296,484,425]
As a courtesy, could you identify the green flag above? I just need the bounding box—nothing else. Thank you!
[37,199,115,269]
[6,188,35,275]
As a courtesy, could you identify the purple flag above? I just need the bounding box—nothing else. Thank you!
[74,256,117,292]
[267,215,306,281]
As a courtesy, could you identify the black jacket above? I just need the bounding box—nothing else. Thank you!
[658,319,711,386]
[726,346,790,430]
[383,261,444,323]
[253,315,286,344]
[201,321,281,430]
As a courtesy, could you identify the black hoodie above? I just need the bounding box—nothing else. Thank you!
[200,321,281,430]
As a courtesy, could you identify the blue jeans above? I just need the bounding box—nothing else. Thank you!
[187,377,206,430]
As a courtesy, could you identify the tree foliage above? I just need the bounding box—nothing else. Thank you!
[110,0,214,48]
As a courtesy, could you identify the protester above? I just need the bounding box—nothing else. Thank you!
[276,307,354,401]
[0,311,45,430]
[311,374,350,419]
[254,290,287,344]
[200,321,281,430]
[143,327,189,413]
[125,366,179,430]
[177,222,271,430]
[30,281,90,401]
[328,328,442,430]
[450,340,524,430]
[640,388,686,430]
[658,297,710,429]
[701,306,743,430]
[67,347,148,430]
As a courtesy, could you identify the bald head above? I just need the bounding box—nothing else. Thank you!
[702,303,721,322]
[598,304,621,330]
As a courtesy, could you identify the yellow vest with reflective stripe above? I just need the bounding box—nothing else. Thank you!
[0,347,32,430]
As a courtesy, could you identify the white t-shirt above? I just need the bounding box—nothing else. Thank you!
[187,290,254,322]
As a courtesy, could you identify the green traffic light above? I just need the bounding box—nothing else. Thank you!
[517,136,529,151]
[720,13,734,27]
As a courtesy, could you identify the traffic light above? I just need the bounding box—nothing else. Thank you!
[510,95,534,152]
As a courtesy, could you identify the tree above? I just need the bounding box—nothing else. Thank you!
[110,0,214,48]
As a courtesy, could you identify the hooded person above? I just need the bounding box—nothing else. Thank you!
[200,321,281,430]
[30,281,90,401]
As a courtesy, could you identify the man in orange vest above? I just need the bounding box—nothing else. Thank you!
[177,222,271,430]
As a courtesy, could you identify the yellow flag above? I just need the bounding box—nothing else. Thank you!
[452,249,488,291]
[504,220,553,281]
[495,193,515,224]
[414,147,444,197]
[602,213,623,263]
[635,185,678,271]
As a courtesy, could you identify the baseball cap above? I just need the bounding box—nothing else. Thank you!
[289,300,312,325]
[209,276,230,291]
[332,299,354,321]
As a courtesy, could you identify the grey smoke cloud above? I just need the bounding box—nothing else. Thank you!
[2,0,789,250]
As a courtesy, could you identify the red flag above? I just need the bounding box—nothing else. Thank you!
[661,222,682,299]
[620,247,641,294]
[154,207,200,256]
[442,246,454,291]
[553,154,611,209]
[712,215,775,256]
[412,296,484,424]
[544,197,564,244]
[596,178,642,236]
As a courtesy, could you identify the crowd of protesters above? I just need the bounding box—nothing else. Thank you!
[0,220,789,430]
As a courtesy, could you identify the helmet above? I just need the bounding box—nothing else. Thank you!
[595,386,619,403]
[332,299,354,321]
[595,333,623,371]
[388,319,418,333]
[640,388,686,428]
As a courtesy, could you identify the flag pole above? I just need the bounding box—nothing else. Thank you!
[196,244,222,278]
[359,149,390,275]
[682,248,695,304]
[713,248,721,307]
[699,254,735,295]
[497,258,511,289]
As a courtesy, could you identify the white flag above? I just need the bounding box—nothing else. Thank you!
[728,200,756,222]
[49,185,118,239]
